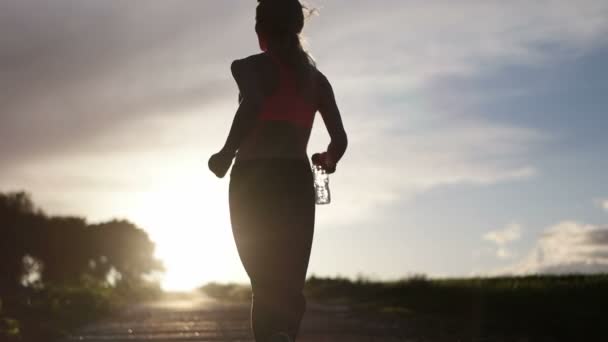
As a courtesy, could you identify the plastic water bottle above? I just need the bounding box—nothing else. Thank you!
[313,165,331,205]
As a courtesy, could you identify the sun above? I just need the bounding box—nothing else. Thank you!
[130,168,246,291]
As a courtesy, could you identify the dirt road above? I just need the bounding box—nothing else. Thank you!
[64,294,409,342]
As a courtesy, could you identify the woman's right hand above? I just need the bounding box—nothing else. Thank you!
[312,152,336,174]
[208,150,235,178]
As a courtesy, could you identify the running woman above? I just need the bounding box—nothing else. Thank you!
[209,1,347,341]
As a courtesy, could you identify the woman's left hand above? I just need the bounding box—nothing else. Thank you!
[208,150,234,178]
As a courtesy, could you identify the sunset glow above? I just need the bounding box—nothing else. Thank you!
[130,170,244,291]
[2,0,608,290]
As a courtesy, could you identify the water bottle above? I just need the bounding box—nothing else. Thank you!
[313,164,331,205]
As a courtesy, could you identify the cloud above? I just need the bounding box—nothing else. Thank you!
[592,199,608,212]
[482,223,522,259]
[311,116,542,225]
[2,0,605,163]
[311,0,608,97]
[0,1,246,167]
[1,0,607,226]
[484,223,522,245]
[306,0,607,224]
[502,221,608,274]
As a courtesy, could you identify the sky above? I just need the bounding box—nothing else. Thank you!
[1,0,608,290]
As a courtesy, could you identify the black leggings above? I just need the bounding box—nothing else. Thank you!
[229,158,316,341]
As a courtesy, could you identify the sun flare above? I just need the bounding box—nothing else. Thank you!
[130,168,245,291]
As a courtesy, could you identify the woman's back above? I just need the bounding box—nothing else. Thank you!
[234,52,345,163]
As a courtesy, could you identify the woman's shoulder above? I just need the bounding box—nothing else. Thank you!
[231,53,272,74]
[230,53,277,97]
[310,66,331,93]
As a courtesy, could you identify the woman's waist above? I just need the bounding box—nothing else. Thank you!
[237,136,310,160]
[232,151,312,176]
[234,153,310,168]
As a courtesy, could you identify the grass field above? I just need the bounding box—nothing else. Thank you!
[201,274,608,341]
[0,280,162,341]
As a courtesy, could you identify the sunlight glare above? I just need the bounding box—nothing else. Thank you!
[131,167,246,291]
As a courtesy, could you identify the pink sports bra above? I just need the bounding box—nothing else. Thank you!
[257,54,316,128]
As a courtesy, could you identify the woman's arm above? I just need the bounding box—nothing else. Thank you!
[318,72,348,168]
[209,58,264,178]
[220,59,264,156]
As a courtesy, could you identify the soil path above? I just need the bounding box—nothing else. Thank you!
[64,293,410,342]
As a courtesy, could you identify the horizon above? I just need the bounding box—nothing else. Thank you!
[1,0,608,291]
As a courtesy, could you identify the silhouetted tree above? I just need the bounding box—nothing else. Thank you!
[0,191,163,296]
[0,192,41,293]
[89,220,164,284]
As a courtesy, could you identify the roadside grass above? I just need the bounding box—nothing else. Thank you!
[0,281,161,341]
[201,274,608,340]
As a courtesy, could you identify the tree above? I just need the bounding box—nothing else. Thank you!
[0,191,163,294]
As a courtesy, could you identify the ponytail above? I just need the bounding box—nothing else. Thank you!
[256,0,316,89]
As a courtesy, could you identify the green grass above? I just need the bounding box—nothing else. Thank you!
[0,281,161,341]
[1,285,111,341]
[201,274,608,341]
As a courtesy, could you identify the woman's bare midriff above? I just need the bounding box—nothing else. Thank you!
[235,120,313,162]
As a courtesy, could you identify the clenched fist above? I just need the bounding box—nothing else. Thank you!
[208,150,235,178]
[311,152,336,174]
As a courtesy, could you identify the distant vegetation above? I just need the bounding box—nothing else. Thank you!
[0,191,163,341]
[201,274,608,341]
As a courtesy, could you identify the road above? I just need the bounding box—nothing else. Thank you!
[64,293,409,342]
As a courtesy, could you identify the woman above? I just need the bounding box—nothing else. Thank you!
[208,0,347,341]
